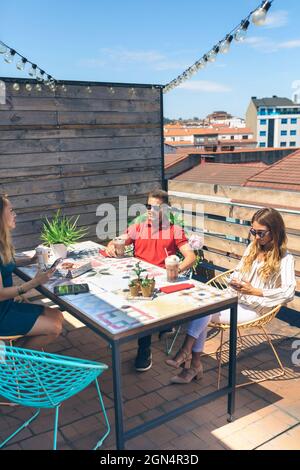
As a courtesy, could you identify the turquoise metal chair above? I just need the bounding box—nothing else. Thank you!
[0,345,110,450]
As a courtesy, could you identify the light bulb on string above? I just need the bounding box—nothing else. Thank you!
[234,20,250,42]
[4,49,16,64]
[61,84,67,92]
[28,64,37,77]
[0,43,7,54]
[36,69,44,82]
[219,35,233,54]
[13,83,20,91]
[252,1,272,26]
[16,57,27,71]
[207,46,219,63]
[86,86,92,94]
[25,83,32,92]
[35,83,42,92]
[108,86,115,95]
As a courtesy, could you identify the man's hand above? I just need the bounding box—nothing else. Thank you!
[105,242,117,258]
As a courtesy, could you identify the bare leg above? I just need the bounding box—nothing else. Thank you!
[15,307,63,350]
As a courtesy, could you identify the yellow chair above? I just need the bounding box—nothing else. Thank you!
[0,335,23,407]
[206,270,285,388]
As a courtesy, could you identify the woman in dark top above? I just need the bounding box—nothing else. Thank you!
[0,194,63,349]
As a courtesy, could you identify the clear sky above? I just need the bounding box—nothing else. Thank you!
[1,0,300,119]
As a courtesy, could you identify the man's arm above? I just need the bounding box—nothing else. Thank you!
[178,243,197,273]
[105,233,132,257]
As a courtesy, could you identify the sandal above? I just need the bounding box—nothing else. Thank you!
[165,349,191,369]
[170,364,204,384]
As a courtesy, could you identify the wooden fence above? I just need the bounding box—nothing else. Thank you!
[168,180,300,312]
[0,78,164,250]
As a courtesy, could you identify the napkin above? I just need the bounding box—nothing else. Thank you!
[98,249,110,258]
[159,283,195,294]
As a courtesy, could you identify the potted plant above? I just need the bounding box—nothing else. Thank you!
[128,262,148,296]
[41,210,88,259]
[140,276,155,298]
[129,279,140,297]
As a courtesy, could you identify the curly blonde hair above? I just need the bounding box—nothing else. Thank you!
[0,194,15,264]
[241,208,287,281]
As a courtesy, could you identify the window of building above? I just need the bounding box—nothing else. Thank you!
[260,108,266,115]
[290,130,297,136]
[260,131,266,137]
[290,142,296,147]
[230,136,235,140]
[281,118,288,124]
[0,81,6,105]
[242,135,249,140]
[291,118,297,124]
[281,130,287,136]
[280,142,287,147]
[260,119,267,125]
[259,142,266,148]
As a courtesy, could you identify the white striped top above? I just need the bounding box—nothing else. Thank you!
[232,245,296,315]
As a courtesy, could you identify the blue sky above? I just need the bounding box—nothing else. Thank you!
[1,0,300,119]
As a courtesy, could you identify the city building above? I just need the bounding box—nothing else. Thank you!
[246,96,300,149]
[164,125,255,151]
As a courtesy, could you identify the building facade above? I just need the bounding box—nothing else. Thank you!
[246,96,300,149]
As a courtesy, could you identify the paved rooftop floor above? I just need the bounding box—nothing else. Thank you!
[1,305,300,451]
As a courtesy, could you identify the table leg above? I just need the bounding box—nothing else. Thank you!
[111,341,125,450]
[227,303,238,422]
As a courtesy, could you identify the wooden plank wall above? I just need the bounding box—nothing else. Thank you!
[0,79,163,250]
[168,180,300,311]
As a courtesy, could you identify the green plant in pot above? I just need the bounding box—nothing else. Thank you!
[128,262,148,296]
[41,210,88,259]
[140,276,155,298]
[129,279,140,297]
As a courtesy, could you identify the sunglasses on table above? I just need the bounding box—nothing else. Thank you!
[249,228,270,239]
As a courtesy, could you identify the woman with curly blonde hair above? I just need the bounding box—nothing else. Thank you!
[0,194,63,349]
[166,207,296,384]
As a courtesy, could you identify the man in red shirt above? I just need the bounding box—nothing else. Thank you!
[106,190,196,372]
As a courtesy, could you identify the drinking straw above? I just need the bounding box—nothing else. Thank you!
[165,248,169,258]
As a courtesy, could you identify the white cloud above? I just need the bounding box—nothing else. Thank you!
[278,39,300,49]
[178,80,232,93]
[79,47,190,71]
[244,36,300,53]
[263,10,289,29]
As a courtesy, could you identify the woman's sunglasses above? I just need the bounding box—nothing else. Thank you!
[249,228,270,239]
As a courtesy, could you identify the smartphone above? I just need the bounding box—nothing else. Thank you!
[229,280,245,289]
[54,284,90,296]
[50,258,63,270]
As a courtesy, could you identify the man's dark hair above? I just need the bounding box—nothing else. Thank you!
[148,189,169,205]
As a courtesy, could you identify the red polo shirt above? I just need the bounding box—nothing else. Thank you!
[126,221,188,268]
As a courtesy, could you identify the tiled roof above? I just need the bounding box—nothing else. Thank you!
[244,148,300,191]
[252,97,296,108]
[172,162,264,185]
[164,127,253,137]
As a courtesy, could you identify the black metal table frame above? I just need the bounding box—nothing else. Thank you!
[15,268,238,450]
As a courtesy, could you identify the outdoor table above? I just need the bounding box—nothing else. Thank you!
[15,241,238,450]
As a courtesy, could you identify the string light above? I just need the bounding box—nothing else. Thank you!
[163,0,274,93]
[13,83,20,91]
[252,1,272,26]
[108,86,115,95]
[25,83,32,91]
[0,39,57,88]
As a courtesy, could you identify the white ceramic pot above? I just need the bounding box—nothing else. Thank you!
[51,243,68,259]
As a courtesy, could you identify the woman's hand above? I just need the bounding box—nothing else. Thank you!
[33,267,56,286]
[234,280,263,297]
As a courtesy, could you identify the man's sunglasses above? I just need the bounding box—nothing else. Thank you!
[146,204,162,212]
[249,228,270,239]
